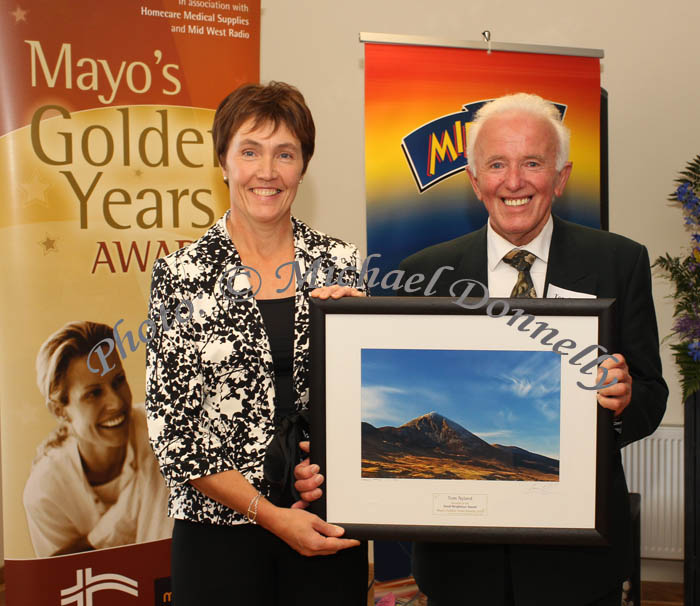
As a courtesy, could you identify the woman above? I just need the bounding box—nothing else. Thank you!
[146,82,367,605]
[24,321,172,557]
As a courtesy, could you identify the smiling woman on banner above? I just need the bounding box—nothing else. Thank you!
[23,321,172,557]
[145,81,367,605]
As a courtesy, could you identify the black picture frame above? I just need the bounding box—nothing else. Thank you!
[309,296,616,545]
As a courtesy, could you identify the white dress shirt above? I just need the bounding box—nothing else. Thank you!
[486,215,553,298]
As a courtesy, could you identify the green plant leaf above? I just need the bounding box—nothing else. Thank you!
[656,155,700,399]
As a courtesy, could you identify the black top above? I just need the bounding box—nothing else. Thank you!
[257,296,295,424]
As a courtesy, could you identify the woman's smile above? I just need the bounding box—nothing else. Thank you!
[97,410,128,430]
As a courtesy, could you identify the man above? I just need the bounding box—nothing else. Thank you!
[395,93,668,605]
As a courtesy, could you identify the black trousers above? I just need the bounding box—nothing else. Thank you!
[420,543,624,606]
[171,519,368,605]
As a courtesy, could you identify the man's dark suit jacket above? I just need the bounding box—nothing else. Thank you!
[398,215,668,605]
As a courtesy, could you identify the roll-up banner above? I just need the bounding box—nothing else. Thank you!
[0,2,259,603]
[362,34,603,295]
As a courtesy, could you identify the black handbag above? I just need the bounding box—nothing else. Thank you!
[262,411,310,507]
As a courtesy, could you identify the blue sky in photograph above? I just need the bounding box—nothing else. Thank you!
[361,349,561,459]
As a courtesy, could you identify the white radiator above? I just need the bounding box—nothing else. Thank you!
[621,425,684,560]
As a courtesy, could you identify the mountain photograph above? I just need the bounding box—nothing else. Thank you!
[361,411,559,481]
[361,348,561,482]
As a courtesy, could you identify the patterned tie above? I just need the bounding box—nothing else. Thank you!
[502,249,537,298]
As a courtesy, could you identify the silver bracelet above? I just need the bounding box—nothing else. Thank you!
[246,492,263,524]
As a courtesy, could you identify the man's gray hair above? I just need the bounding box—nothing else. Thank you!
[466,93,570,176]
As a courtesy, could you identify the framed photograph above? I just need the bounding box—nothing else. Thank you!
[309,297,616,545]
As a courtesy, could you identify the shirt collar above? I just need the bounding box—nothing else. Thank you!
[487,214,553,271]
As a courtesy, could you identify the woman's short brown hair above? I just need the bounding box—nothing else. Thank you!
[212,81,315,174]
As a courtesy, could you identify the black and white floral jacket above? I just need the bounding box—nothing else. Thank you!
[145,213,363,525]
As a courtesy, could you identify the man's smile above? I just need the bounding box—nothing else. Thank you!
[503,197,532,207]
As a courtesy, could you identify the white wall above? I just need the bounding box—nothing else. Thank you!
[260,0,700,427]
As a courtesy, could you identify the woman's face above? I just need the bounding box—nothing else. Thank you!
[221,118,305,226]
[62,353,132,451]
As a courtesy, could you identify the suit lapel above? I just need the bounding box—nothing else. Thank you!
[544,215,598,296]
[455,225,488,288]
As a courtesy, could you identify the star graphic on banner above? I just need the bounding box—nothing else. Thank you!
[39,234,58,255]
[11,6,28,22]
[20,172,51,207]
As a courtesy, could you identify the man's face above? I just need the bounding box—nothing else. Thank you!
[467,110,572,246]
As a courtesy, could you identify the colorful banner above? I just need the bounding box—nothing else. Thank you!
[0,1,259,603]
[364,42,601,294]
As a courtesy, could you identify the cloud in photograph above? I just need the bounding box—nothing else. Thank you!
[360,348,561,458]
[361,385,408,425]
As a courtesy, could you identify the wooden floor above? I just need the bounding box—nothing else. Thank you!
[370,578,684,606]
[641,581,684,606]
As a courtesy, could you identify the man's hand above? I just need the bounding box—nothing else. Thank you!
[292,441,324,509]
[596,353,632,417]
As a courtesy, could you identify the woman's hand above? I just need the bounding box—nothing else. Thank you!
[262,506,360,556]
[292,441,323,508]
[310,285,365,299]
[190,468,357,557]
